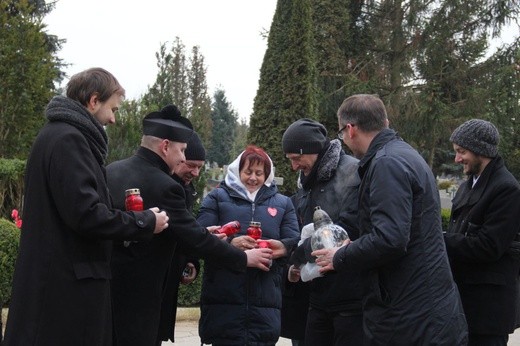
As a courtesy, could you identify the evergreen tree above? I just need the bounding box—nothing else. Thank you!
[311,0,355,131]
[188,46,213,151]
[230,119,249,161]
[0,0,62,158]
[250,0,317,195]
[106,99,144,163]
[207,89,238,166]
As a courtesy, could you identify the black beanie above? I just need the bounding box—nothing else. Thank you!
[450,119,499,158]
[282,118,328,154]
[185,132,206,161]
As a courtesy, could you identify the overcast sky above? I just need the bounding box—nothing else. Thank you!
[44,1,518,122]
[44,0,278,121]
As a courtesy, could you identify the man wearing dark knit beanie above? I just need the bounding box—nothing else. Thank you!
[445,118,520,346]
[282,118,329,155]
[280,118,363,345]
[158,131,206,345]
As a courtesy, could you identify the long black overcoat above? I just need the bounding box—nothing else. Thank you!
[106,147,247,345]
[3,122,156,346]
[445,156,520,335]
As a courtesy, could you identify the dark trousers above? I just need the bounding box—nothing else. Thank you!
[468,333,508,346]
[305,306,363,346]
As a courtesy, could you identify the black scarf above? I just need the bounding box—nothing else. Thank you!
[45,95,108,165]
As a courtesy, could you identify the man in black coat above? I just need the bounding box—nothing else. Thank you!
[445,119,520,346]
[156,132,205,345]
[314,94,468,345]
[106,105,272,346]
[281,119,363,346]
[3,68,169,346]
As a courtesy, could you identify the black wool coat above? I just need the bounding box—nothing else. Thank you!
[3,122,156,346]
[156,176,200,343]
[445,156,520,335]
[106,147,247,346]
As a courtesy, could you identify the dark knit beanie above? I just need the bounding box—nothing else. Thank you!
[450,119,499,158]
[184,132,206,161]
[282,118,328,154]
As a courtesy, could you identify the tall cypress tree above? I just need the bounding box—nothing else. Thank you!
[250,0,317,195]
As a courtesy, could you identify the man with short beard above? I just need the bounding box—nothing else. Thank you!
[445,119,520,346]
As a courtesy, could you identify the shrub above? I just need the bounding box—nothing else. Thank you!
[0,218,20,307]
[437,179,453,190]
[0,158,26,219]
[441,208,452,232]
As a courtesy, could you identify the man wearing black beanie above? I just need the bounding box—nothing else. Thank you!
[445,119,520,346]
[157,131,206,345]
[280,118,363,346]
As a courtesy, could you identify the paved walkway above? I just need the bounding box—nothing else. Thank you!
[164,319,520,346]
[162,320,291,345]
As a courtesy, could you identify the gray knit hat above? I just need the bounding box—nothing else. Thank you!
[282,118,328,154]
[450,119,499,158]
[184,132,206,161]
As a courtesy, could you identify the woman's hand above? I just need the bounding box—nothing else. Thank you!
[231,235,257,251]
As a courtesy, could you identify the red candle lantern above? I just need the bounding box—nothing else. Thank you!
[247,221,262,240]
[217,221,241,236]
[258,240,270,248]
[125,188,144,211]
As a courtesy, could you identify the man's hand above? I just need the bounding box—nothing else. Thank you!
[288,264,301,282]
[312,247,338,273]
[312,239,350,273]
[232,235,257,251]
[180,262,197,284]
[245,248,273,272]
[206,225,227,240]
[150,207,169,234]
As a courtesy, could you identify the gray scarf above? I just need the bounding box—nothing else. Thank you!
[45,95,108,165]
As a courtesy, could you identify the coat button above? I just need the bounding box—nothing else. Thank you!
[138,220,144,226]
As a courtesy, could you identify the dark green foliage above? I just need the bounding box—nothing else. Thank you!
[0,159,25,219]
[312,0,355,131]
[441,208,451,232]
[106,100,147,164]
[230,120,249,161]
[207,90,238,166]
[0,0,63,159]
[188,46,213,151]
[0,218,20,307]
[481,41,520,179]
[250,0,318,195]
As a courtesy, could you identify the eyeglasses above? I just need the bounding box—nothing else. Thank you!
[337,124,355,139]
[337,125,347,139]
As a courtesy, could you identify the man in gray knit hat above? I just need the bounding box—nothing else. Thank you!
[445,118,520,346]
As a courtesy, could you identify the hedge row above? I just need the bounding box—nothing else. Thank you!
[0,158,25,220]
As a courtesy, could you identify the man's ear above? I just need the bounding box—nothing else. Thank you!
[86,93,99,112]
[160,139,170,155]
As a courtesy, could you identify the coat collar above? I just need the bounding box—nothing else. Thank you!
[135,146,171,175]
[358,128,399,178]
[452,156,504,209]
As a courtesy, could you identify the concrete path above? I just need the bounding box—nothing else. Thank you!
[164,319,520,346]
[163,320,291,345]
